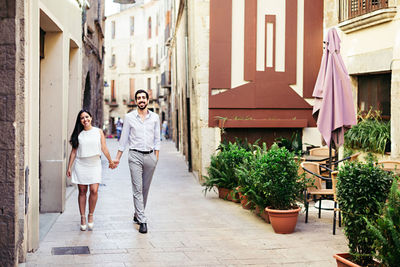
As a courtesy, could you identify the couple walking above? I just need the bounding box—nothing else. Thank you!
[66,90,160,234]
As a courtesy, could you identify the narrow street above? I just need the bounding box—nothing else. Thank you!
[25,139,347,267]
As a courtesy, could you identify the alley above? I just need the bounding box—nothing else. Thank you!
[25,139,347,267]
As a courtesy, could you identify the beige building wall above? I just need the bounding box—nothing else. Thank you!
[324,1,400,159]
[169,0,220,179]
[187,0,220,179]
[24,0,82,256]
[104,0,161,133]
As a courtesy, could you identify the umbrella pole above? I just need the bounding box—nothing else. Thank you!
[329,139,332,178]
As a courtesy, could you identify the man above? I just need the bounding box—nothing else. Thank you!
[114,89,160,234]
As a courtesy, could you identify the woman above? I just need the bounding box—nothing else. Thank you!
[66,110,116,231]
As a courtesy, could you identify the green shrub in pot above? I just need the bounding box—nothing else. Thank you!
[262,143,305,210]
[236,143,270,209]
[337,161,393,266]
[202,142,253,195]
[364,177,400,267]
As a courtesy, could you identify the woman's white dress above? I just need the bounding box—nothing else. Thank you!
[71,127,102,185]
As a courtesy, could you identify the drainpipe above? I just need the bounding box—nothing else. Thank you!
[184,0,192,172]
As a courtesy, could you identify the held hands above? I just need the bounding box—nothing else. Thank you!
[108,159,119,169]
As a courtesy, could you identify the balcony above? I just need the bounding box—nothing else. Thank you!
[339,0,396,33]
[105,98,118,107]
[141,58,153,71]
[339,0,389,22]
[122,96,136,107]
[161,71,171,88]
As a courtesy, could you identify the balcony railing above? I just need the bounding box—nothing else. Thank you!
[339,0,388,22]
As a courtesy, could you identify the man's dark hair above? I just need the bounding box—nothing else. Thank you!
[135,89,149,100]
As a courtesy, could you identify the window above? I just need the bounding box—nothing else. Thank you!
[130,16,134,36]
[147,77,151,90]
[156,14,159,36]
[111,80,116,100]
[111,21,115,39]
[147,78,152,100]
[147,47,152,68]
[129,44,134,66]
[357,73,391,118]
[156,76,159,98]
[156,45,158,66]
[148,17,152,39]
[339,0,388,22]
[111,54,116,67]
[129,78,135,101]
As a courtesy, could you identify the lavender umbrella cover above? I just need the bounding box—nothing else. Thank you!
[312,28,356,148]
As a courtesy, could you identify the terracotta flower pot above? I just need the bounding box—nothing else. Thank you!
[265,206,301,234]
[333,253,361,267]
[255,206,270,223]
[333,253,378,267]
[218,187,231,200]
[238,192,252,209]
[217,187,239,202]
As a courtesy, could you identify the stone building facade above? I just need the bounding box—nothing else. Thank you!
[0,0,85,265]
[81,0,106,128]
[104,0,165,135]
[0,0,25,265]
[324,0,400,158]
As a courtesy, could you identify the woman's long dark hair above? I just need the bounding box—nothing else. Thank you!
[69,109,92,149]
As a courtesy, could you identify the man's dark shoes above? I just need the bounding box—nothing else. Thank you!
[139,223,147,234]
[133,216,139,225]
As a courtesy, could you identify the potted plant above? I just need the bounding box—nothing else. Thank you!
[334,161,393,266]
[364,177,400,267]
[236,143,271,221]
[202,142,252,203]
[344,110,390,155]
[261,144,306,234]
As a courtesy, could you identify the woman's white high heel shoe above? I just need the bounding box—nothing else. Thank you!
[87,213,94,231]
[80,215,87,231]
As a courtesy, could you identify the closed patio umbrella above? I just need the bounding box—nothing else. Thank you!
[312,28,356,154]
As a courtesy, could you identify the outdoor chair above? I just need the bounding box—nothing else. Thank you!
[309,147,335,157]
[301,162,335,227]
[377,160,400,189]
[331,171,341,235]
[309,147,336,174]
[377,160,400,175]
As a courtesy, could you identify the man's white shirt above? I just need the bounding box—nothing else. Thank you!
[118,110,161,152]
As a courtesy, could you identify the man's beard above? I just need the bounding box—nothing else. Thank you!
[138,102,148,110]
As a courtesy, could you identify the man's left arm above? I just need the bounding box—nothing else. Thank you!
[154,115,161,160]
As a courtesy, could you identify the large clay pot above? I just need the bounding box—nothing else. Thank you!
[333,253,361,267]
[265,206,301,234]
[255,206,270,223]
[218,187,239,202]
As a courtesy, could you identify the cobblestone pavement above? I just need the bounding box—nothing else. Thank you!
[24,139,347,267]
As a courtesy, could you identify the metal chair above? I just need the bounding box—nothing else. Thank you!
[301,162,334,225]
[320,152,361,172]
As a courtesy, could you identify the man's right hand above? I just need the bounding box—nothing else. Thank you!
[113,159,120,168]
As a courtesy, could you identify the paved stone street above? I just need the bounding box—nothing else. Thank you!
[24,139,347,267]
